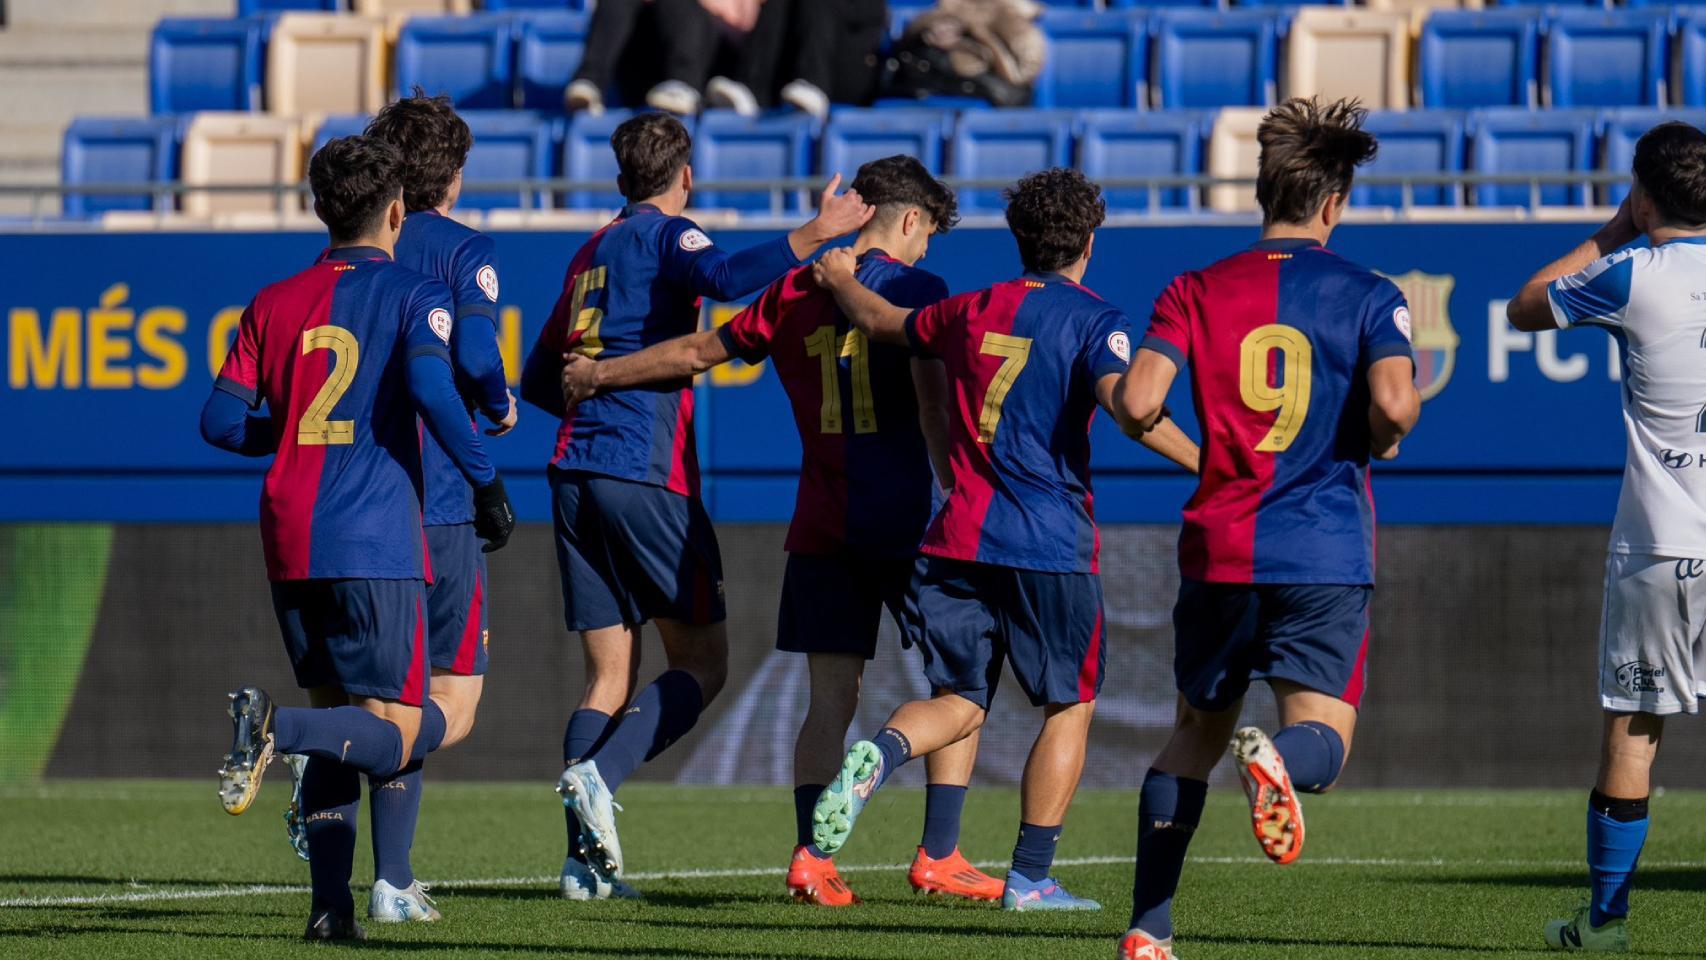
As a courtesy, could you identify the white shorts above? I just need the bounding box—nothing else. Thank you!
[1600,553,1706,715]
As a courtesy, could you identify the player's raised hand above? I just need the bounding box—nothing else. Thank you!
[486,391,518,437]
[561,352,601,408]
[814,174,876,238]
[811,246,859,292]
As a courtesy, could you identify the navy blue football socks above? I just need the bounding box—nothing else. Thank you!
[415,699,446,760]
[589,670,704,794]
[794,784,828,856]
[872,727,912,790]
[563,708,617,860]
[921,784,968,859]
[1010,822,1062,883]
[365,700,445,888]
[274,705,404,776]
[1271,721,1345,794]
[1587,789,1649,927]
[1130,768,1208,940]
[302,756,361,918]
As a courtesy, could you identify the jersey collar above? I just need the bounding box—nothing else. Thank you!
[319,245,391,263]
[858,247,898,265]
[620,202,662,218]
[1021,270,1071,285]
[1661,235,1706,246]
[1251,237,1322,252]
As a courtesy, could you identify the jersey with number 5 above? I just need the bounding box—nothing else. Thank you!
[904,272,1133,574]
[1143,238,1413,586]
[214,247,457,581]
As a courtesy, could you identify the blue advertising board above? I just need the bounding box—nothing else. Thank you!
[0,221,1631,523]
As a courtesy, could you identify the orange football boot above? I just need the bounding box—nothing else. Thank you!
[1232,726,1305,865]
[786,846,861,906]
[907,846,1004,901]
[1117,928,1176,960]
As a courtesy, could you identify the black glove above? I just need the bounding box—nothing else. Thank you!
[472,475,516,553]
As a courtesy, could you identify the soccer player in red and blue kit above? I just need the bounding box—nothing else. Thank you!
[557,156,1004,906]
[518,112,874,898]
[807,168,1201,912]
[199,136,515,941]
[1112,99,1421,960]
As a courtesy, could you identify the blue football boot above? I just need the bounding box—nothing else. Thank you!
[1002,871,1102,912]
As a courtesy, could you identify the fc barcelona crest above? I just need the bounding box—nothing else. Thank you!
[1376,270,1459,401]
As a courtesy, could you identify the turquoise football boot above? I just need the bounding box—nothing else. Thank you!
[811,740,884,856]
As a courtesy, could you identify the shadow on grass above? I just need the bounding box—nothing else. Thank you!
[1416,866,1706,894]
[1186,931,1705,958]
[0,874,259,887]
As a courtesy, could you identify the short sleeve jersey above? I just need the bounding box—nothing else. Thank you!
[213,247,456,582]
[718,250,950,557]
[395,210,502,526]
[1142,238,1414,586]
[1549,238,1706,558]
[903,272,1133,574]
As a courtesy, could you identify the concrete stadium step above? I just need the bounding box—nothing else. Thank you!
[6,0,227,27]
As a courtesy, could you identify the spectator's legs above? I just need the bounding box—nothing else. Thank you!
[572,0,647,90]
[646,0,723,114]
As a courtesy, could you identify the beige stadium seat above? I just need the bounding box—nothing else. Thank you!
[1207,108,1265,213]
[351,0,472,13]
[1285,9,1412,110]
[180,113,303,217]
[266,14,388,117]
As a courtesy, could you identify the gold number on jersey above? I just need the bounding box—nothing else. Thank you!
[1238,324,1313,452]
[567,265,608,357]
[803,326,877,435]
[298,325,358,446]
[977,332,1033,443]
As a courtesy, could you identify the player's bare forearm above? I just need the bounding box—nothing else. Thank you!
[1368,355,1421,460]
[562,331,731,406]
[1507,198,1640,331]
[1140,418,1201,475]
[813,248,910,344]
[911,358,956,490]
[1107,351,1179,436]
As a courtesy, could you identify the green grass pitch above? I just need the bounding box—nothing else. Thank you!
[5,781,1706,959]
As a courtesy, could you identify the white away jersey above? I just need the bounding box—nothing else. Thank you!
[1550,238,1706,558]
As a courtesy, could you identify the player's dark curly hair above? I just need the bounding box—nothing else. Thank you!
[1256,96,1378,226]
[364,89,473,213]
[612,113,693,203]
[309,135,404,244]
[851,155,959,235]
[1633,122,1706,227]
[1003,167,1106,274]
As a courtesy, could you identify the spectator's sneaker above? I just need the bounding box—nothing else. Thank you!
[780,79,830,121]
[1118,928,1177,959]
[785,846,860,907]
[304,912,365,942]
[1545,905,1629,952]
[811,740,883,856]
[565,79,604,115]
[705,76,759,116]
[559,857,641,901]
[218,686,276,815]
[368,880,440,923]
[646,80,700,115]
[1231,726,1305,865]
[908,846,1003,901]
[558,760,625,879]
[282,753,309,861]
[1001,871,1102,912]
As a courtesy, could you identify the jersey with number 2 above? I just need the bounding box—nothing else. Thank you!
[1142,239,1413,586]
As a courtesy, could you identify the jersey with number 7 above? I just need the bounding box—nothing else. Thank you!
[1142,238,1413,586]
[904,271,1134,574]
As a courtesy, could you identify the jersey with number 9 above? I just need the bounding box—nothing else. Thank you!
[214,247,457,581]
[1142,238,1413,586]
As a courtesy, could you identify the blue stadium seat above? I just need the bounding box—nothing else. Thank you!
[459,111,555,210]
[309,115,371,157]
[238,0,339,11]
[1354,111,1466,209]
[1106,0,1216,8]
[1600,108,1706,204]
[1470,108,1597,208]
[1152,11,1281,109]
[561,111,636,210]
[821,109,949,178]
[1683,12,1706,107]
[1074,110,1202,212]
[1034,11,1148,108]
[148,18,264,114]
[61,117,178,218]
[517,12,590,111]
[951,110,1075,213]
[483,0,590,9]
[1545,10,1668,108]
[889,4,930,41]
[394,16,517,110]
[1418,11,1540,108]
[691,112,816,214]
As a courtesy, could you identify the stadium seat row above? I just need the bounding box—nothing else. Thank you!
[233,0,1696,14]
[61,105,1681,219]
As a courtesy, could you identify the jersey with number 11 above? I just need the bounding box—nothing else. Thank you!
[1142,238,1413,586]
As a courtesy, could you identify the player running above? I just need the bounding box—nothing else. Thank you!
[1111,97,1421,959]
[199,135,515,941]
[807,168,1201,912]
[1506,123,1706,953]
[519,112,873,899]
[558,155,1003,906]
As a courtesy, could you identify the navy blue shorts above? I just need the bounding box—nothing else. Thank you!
[426,523,488,676]
[777,551,923,659]
[270,578,427,706]
[551,469,726,631]
[911,557,1105,710]
[1173,579,1372,712]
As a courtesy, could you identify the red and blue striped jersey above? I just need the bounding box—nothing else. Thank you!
[718,250,950,558]
[1142,238,1413,585]
[214,247,457,582]
[904,272,1134,574]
